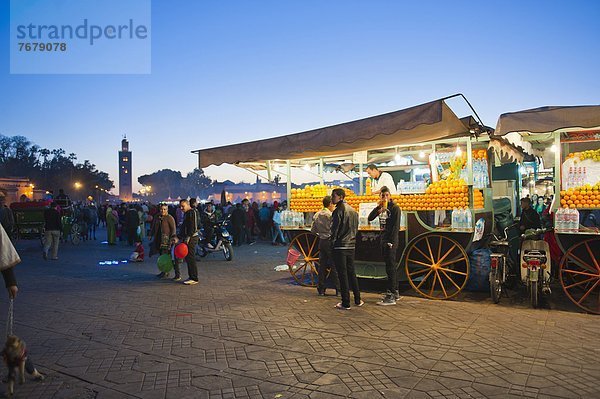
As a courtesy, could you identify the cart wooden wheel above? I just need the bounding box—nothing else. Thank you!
[404,234,469,300]
[288,232,320,287]
[559,238,600,315]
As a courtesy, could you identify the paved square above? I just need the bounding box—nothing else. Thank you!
[3,232,599,398]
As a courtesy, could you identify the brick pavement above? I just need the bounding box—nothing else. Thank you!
[1,230,599,398]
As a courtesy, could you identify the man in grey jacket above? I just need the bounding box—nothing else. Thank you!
[311,195,340,296]
[330,188,363,310]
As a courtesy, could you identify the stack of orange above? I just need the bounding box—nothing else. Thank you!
[346,195,378,209]
[560,184,600,209]
[290,185,356,212]
[473,189,484,208]
[290,198,321,212]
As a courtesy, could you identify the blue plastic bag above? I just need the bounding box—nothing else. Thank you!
[466,248,491,291]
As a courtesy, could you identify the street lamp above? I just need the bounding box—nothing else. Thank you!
[74,182,82,189]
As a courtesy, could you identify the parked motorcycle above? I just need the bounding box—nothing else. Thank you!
[520,228,552,308]
[197,218,234,261]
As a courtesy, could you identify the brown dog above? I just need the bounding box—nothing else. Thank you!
[2,335,44,397]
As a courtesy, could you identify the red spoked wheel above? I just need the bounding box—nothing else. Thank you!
[559,238,600,315]
[404,234,469,300]
[288,232,321,287]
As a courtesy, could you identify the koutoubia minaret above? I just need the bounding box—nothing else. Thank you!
[119,136,132,201]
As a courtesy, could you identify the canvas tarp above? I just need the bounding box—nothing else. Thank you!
[495,105,600,136]
[194,99,470,168]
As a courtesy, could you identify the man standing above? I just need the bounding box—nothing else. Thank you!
[43,202,61,260]
[150,204,177,278]
[330,188,363,310]
[126,205,140,245]
[0,197,15,238]
[366,164,397,194]
[368,186,401,305]
[179,199,199,285]
[242,199,255,244]
[230,203,246,247]
[311,195,340,296]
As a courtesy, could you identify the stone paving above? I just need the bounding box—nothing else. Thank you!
[2,229,599,398]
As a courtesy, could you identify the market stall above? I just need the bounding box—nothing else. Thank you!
[494,105,600,314]
[194,95,494,300]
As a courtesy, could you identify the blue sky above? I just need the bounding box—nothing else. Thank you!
[1,0,599,194]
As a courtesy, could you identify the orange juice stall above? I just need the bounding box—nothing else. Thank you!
[194,95,495,300]
[494,105,600,313]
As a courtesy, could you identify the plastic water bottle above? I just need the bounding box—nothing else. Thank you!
[555,208,563,232]
[451,209,458,229]
[464,208,472,230]
[572,208,580,232]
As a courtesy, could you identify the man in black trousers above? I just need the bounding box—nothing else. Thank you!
[368,186,401,305]
[330,188,363,310]
[179,199,199,285]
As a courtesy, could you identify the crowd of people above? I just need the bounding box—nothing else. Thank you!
[1,189,298,286]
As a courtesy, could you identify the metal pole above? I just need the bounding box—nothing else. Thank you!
[553,131,561,212]
[359,162,364,195]
[319,158,324,186]
[286,160,291,203]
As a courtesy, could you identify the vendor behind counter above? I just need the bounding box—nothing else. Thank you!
[366,164,397,194]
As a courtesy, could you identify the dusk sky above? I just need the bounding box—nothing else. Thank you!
[1,1,599,194]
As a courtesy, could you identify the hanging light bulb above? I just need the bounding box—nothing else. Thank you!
[550,144,557,152]
[455,146,462,156]
[419,151,426,159]
[395,153,402,164]
[303,164,310,171]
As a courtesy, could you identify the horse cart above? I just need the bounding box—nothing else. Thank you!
[9,200,51,245]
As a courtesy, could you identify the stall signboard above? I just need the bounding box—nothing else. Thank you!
[561,130,600,143]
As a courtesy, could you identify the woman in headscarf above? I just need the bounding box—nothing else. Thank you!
[106,206,117,245]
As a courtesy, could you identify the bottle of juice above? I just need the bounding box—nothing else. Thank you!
[366,178,372,195]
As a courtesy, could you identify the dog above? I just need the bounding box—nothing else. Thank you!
[2,335,44,397]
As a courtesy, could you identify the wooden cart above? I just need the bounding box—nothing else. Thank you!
[494,105,600,314]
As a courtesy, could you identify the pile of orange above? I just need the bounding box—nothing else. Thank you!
[560,185,600,209]
[473,189,484,209]
[290,185,356,212]
[290,198,322,212]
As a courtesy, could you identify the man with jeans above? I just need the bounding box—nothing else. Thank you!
[43,202,61,260]
[368,186,401,305]
[330,188,363,310]
[178,199,199,285]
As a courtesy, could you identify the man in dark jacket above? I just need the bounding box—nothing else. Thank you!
[330,188,362,310]
[230,203,246,247]
[43,202,61,260]
[519,197,541,232]
[368,186,401,305]
[125,205,140,245]
[179,199,199,285]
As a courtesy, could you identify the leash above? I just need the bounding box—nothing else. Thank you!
[6,298,13,337]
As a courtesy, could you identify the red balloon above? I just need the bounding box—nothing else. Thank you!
[174,243,189,259]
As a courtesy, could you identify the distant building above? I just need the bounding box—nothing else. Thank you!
[119,137,133,201]
[206,177,286,204]
[0,177,44,204]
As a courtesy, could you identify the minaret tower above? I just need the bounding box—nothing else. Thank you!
[119,136,132,201]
